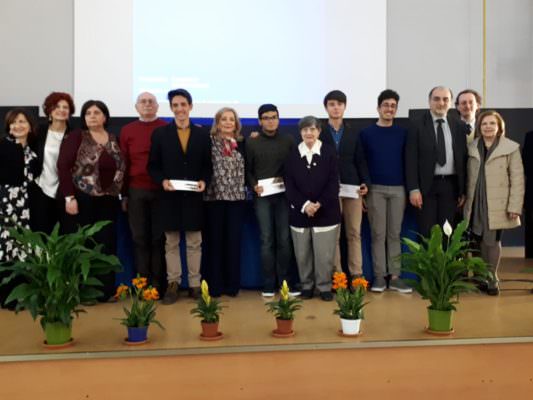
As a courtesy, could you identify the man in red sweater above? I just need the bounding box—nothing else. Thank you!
[120,92,168,291]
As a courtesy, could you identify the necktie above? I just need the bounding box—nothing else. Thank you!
[436,119,446,166]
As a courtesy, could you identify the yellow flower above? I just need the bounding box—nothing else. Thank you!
[280,280,289,301]
[150,287,159,301]
[201,280,211,305]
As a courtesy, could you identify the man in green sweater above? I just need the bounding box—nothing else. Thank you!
[245,104,296,297]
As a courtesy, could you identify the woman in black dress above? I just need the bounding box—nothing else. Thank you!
[0,108,38,308]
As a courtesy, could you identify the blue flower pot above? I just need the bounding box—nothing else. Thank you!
[127,326,148,342]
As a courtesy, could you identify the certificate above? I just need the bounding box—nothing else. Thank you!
[258,177,285,197]
[339,184,360,199]
[169,179,199,191]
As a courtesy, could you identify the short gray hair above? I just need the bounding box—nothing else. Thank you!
[298,115,321,131]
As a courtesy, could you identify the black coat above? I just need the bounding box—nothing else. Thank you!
[284,142,341,228]
[319,120,369,185]
[0,137,38,186]
[148,121,212,231]
[405,111,468,196]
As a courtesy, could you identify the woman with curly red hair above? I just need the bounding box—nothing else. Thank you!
[29,91,76,234]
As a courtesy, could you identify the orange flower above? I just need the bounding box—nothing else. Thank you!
[352,277,369,290]
[142,287,160,301]
[143,289,152,301]
[114,284,129,299]
[132,276,148,289]
[332,272,348,290]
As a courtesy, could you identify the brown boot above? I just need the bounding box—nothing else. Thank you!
[163,281,179,305]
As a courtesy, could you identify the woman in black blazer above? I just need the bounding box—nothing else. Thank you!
[0,108,38,308]
[29,92,75,234]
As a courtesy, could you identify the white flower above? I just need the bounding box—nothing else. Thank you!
[443,220,453,237]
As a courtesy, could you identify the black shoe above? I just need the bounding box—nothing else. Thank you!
[301,289,314,299]
[189,287,201,300]
[477,281,489,293]
[487,282,500,296]
[320,291,334,302]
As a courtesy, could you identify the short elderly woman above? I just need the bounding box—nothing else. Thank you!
[30,92,75,234]
[284,115,341,301]
[464,110,524,296]
[203,107,246,297]
[0,109,38,308]
[57,100,125,302]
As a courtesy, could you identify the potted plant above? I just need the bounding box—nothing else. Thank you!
[401,220,490,334]
[190,280,224,340]
[265,280,302,337]
[115,275,164,344]
[0,222,121,347]
[332,272,369,336]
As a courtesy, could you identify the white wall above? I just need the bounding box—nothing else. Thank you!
[0,0,73,110]
[0,0,531,116]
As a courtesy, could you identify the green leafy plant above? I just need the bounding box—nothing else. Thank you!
[190,280,224,323]
[332,272,369,320]
[265,280,302,320]
[115,275,164,329]
[0,222,121,329]
[401,220,490,311]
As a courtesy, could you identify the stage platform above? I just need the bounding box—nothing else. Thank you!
[1,250,533,399]
[1,249,533,362]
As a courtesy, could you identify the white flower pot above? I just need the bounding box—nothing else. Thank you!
[340,318,361,335]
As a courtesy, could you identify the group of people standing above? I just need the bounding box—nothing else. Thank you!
[0,85,524,309]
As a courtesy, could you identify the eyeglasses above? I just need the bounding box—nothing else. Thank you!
[261,116,278,121]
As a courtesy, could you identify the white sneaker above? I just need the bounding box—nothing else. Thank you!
[261,291,275,298]
[370,276,387,293]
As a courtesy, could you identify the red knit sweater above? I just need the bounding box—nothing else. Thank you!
[119,119,168,191]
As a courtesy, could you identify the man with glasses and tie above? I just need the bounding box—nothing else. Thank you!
[455,89,482,144]
[405,86,468,237]
[119,92,168,291]
[246,104,296,297]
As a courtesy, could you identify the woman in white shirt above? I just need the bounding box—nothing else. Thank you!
[29,92,75,234]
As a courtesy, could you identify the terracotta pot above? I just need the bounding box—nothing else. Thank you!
[201,321,219,337]
[275,318,294,334]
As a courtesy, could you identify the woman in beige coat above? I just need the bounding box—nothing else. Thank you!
[464,110,524,295]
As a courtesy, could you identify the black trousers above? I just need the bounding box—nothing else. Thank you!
[416,175,459,238]
[127,188,165,289]
[29,185,64,235]
[62,192,119,301]
[202,200,245,296]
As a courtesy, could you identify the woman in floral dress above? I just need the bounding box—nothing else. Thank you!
[0,108,38,308]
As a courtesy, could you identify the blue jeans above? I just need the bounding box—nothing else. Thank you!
[254,194,292,292]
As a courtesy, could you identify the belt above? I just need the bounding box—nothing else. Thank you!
[433,174,456,180]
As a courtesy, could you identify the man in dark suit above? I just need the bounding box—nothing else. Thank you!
[320,90,369,279]
[405,86,468,237]
[148,88,212,304]
[455,89,482,144]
